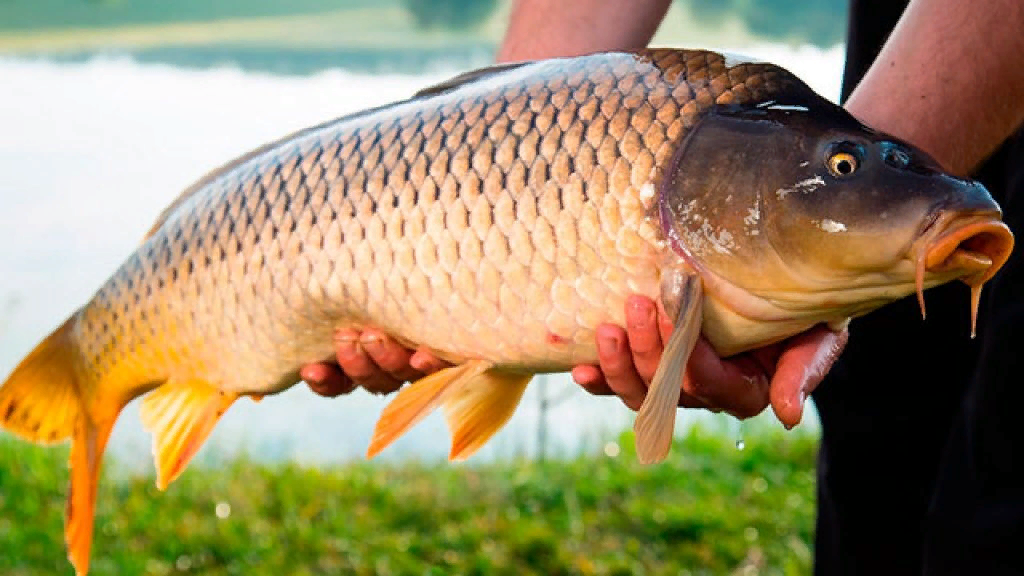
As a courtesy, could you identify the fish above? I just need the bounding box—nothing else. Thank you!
[0,48,1014,575]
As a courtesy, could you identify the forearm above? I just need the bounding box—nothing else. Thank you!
[844,0,1024,176]
[495,0,672,63]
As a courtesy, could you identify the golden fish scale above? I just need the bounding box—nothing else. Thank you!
[72,49,799,397]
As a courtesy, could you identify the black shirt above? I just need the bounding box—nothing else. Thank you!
[813,2,1024,574]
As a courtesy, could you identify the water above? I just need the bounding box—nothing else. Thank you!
[0,44,837,468]
[734,419,747,450]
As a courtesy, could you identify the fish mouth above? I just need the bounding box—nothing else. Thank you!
[914,211,1014,337]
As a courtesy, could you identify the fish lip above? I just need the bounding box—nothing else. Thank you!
[919,212,1014,285]
[911,210,1014,336]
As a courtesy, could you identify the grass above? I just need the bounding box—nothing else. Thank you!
[0,425,818,575]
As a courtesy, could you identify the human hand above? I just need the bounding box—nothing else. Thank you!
[301,295,847,430]
[571,295,848,429]
[299,329,452,398]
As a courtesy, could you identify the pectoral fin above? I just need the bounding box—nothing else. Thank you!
[139,380,238,490]
[634,273,704,465]
[442,371,532,461]
[366,360,492,459]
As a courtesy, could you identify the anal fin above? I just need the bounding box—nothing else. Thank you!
[443,371,532,461]
[139,380,237,490]
[634,273,704,465]
[366,359,495,459]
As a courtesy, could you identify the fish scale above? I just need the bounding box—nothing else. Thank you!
[73,49,792,398]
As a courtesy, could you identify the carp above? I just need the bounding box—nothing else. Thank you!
[0,49,1013,575]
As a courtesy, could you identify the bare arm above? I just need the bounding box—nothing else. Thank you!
[845,0,1024,176]
[496,0,672,62]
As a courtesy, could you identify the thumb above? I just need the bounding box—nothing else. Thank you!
[769,325,849,429]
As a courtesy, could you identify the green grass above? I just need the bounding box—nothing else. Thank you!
[0,426,818,575]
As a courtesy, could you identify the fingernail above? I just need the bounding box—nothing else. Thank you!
[783,393,806,431]
[304,377,332,393]
[410,355,436,373]
[300,366,320,384]
[360,336,383,352]
[302,379,319,389]
[334,336,357,354]
[598,334,621,355]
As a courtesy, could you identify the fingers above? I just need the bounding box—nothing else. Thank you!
[579,295,723,413]
[624,295,665,383]
[358,331,423,382]
[590,295,672,411]
[571,365,615,396]
[409,348,453,374]
[595,324,648,410]
[769,325,849,429]
[571,291,849,429]
[301,363,356,398]
[683,337,771,419]
[332,329,405,395]
[307,326,456,399]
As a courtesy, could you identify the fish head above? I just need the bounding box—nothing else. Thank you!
[660,93,1014,348]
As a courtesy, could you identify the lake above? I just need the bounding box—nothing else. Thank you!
[0,41,842,470]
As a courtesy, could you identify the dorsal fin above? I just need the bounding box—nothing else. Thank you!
[412,61,534,99]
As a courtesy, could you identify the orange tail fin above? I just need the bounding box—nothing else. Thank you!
[0,316,81,445]
[0,313,133,576]
[65,415,117,576]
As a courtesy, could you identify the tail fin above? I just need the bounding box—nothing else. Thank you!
[0,313,128,576]
[66,414,116,576]
[0,316,81,444]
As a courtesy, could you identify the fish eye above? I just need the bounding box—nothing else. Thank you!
[827,151,859,177]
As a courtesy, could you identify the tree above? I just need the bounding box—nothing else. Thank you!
[402,0,500,31]
[677,0,848,48]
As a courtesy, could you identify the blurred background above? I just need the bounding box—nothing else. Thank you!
[0,1,845,574]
